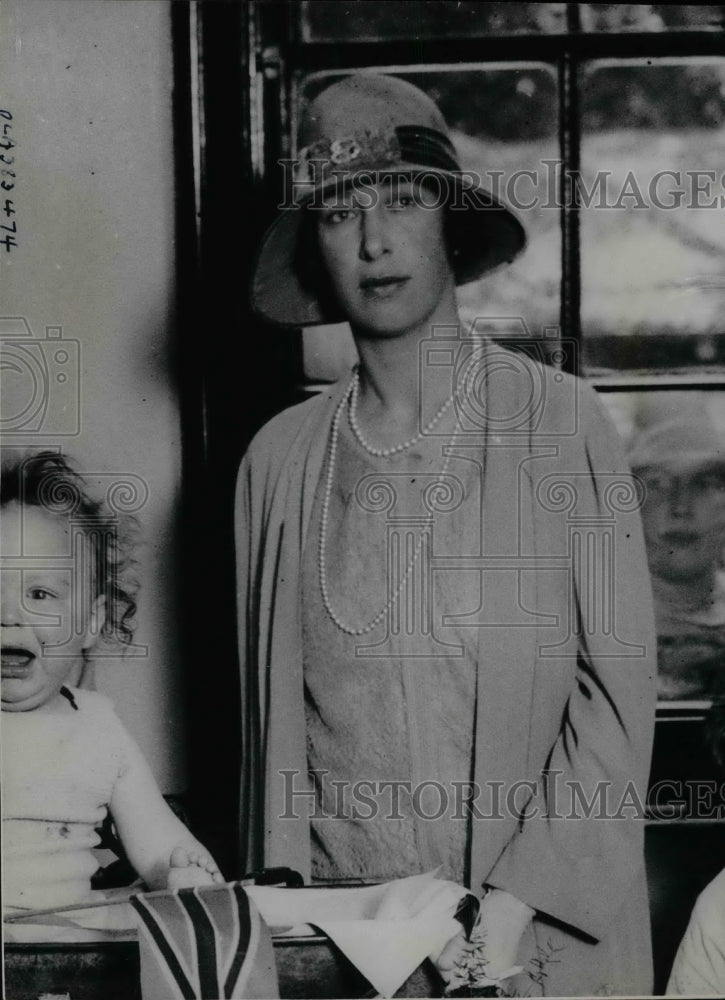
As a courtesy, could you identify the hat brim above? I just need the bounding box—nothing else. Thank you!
[631,453,725,473]
[251,168,527,328]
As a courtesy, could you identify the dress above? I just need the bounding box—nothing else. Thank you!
[2,687,139,911]
[302,422,478,885]
[235,342,658,995]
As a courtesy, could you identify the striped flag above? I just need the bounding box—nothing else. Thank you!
[131,882,279,1000]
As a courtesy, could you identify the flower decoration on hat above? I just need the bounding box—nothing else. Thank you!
[296,127,403,185]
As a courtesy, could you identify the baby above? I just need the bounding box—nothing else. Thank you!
[1,451,222,917]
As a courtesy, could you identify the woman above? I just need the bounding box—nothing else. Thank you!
[237,74,656,995]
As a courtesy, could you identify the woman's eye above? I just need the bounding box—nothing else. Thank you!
[28,587,57,601]
[324,207,356,225]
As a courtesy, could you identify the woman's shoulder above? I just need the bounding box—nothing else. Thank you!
[481,339,599,438]
[242,382,345,471]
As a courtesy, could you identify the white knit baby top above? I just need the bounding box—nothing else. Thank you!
[2,688,136,910]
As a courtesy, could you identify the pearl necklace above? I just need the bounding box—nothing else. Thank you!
[319,370,457,636]
[348,365,458,457]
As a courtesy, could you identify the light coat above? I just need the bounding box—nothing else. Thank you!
[235,345,657,995]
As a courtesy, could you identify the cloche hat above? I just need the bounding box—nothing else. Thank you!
[628,417,725,472]
[251,73,526,328]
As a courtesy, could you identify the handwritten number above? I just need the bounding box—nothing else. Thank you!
[0,112,17,247]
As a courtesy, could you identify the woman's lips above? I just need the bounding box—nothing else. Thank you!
[359,276,410,298]
[1,648,35,678]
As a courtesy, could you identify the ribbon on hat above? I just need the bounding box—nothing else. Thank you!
[296,125,461,187]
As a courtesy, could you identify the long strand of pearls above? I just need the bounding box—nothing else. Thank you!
[348,365,459,457]
[319,369,457,636]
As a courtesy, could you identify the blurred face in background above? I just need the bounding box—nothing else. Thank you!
[637,461,725,583]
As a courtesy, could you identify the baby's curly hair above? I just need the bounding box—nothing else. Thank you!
[1,451,140,647]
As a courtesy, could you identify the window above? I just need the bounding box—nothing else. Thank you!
[581,59,725,375]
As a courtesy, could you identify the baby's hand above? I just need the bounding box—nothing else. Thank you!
[166,845,224,890]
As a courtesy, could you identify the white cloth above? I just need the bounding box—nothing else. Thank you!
[248,871,468,998]
[4,872,466,995]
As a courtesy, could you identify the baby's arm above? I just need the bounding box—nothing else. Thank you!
[109,739,223,891]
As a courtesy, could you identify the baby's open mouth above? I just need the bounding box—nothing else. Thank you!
[1,647,36,677]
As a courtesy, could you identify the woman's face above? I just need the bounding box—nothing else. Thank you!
[314,176,455,338]
[0,503,104,711]
[638,463,725,582]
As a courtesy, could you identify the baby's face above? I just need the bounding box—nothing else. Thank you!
[1,503,103,712]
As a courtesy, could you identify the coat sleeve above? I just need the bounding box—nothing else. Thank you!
[485,383,657,941]
[234,390,338,875]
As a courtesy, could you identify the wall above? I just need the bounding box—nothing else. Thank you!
[1,0,184,791]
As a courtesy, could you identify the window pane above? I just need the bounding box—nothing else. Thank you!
[601,389,725,704]
[296,67,560,385]
[581,60,725,375]
[580,5,725,33]
[300,2,568,43]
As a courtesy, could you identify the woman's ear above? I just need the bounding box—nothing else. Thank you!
[82,594,107,650]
